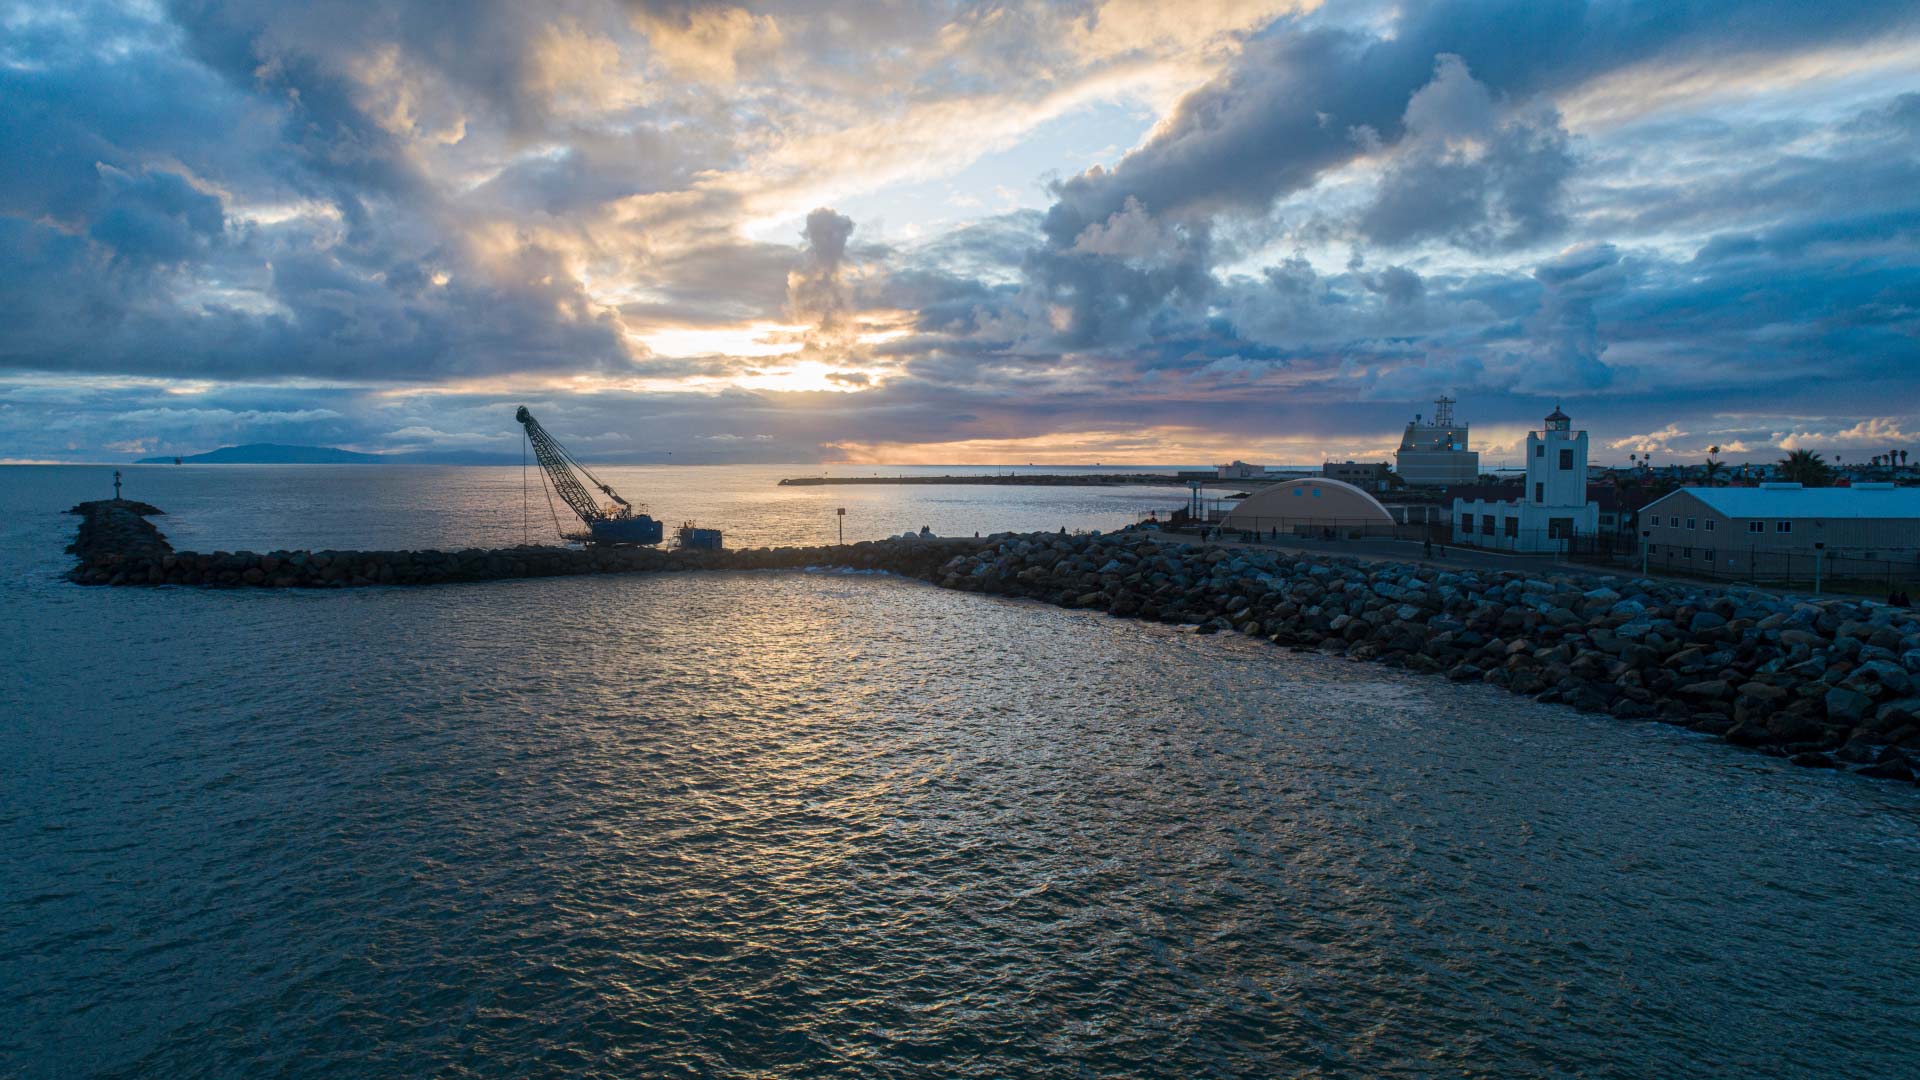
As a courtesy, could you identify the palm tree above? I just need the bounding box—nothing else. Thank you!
[1703,456,1723,486]
[1777,449,1834,487]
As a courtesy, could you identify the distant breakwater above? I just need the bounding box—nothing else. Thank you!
[65,501,1920,782]
[777,473,1249,487]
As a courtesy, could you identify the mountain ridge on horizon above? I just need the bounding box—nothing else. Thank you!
[129,444,1234,468]
[136,443,525,466]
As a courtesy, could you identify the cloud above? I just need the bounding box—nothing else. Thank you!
[786,207,857,332]
[1607,423,1689,453]
[1776,416,1914,450]
[1358,56,1578,251]
[1,0,1918,465]
[630,5,783,86]
[1520,242,1623,391]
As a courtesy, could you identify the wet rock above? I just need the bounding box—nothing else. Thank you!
[1855,758,1916,782]
[1678,679,1731,701]
[1824,687,1873,725]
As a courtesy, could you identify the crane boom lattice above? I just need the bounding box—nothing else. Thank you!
[514,406,662,545]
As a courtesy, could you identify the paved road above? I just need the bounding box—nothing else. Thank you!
[1145,529,1544,574]
[1139,528,1865,601]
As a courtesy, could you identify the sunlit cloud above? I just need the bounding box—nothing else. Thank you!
[637,323,810,360]
[1,0,1916,463]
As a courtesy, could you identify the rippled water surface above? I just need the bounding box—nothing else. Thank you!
[5,467,1920,1079]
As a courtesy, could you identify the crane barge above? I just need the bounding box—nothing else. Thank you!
[516,406,663,545]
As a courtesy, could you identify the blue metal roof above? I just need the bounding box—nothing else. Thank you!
[1647,485,1920,520]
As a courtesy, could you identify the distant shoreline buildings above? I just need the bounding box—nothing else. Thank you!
[1394,396,1479,487]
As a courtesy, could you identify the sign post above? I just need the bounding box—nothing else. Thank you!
[836,507,846,545]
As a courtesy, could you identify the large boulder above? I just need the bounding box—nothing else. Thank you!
[1824,687,1874,725]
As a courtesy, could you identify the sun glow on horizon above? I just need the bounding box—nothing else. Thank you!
[636,323,810,360]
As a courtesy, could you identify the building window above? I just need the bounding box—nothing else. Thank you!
[1704,519,1715,532]
[1481,515,1496,535]
[1504,518,1518,538]
[1648,543,1658,555]
[1292,487,1303,496]
[1650,514,1661,526]
[1683,547,1694,559]
[1459,515,1471,532]
[1548,517,1574,539]
[1534,482,1544,503]
[1704,549,1715,562]
[1747,520,1764,533]
[1686,517,1696,530]
[1534,444,1544,458]
[1776,520,1792,533]
[1558,448,1573,470]
[1311,488,1321,497]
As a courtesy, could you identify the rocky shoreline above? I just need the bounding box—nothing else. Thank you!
[65,502,1920,783]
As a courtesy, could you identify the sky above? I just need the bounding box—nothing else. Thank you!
[2,0,1917,466]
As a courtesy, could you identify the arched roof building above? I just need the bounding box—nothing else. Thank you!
[1220,478,1398,535]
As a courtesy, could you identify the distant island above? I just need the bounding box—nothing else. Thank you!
[136,443,521,465]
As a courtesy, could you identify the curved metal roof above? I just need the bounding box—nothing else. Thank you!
[1220,477,1397,528]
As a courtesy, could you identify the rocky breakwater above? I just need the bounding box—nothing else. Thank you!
[937,531,1920,783]
[65,500,986,589]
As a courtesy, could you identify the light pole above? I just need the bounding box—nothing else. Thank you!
[1640,529,1650,577]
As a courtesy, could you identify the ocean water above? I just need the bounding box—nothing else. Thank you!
[9,463,1197,553]
[4,465,1920,1079]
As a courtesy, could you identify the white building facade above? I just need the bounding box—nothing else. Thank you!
[1451,406,1599,552]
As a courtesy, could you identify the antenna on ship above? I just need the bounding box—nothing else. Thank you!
[1433,395,1456,428]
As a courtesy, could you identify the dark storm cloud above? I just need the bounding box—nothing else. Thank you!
[1017,0,1916,349]
[89,169,228,266]
[1358,58,1578,251]
[3,0,1920,462]
[0,1,638,382]
[787,207,856,330]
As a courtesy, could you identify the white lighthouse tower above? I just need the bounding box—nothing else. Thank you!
[1527,404,1588,509]
[1450,402,1599,552]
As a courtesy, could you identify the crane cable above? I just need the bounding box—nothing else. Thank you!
[535,450,567,540]
[551,437,643,515]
